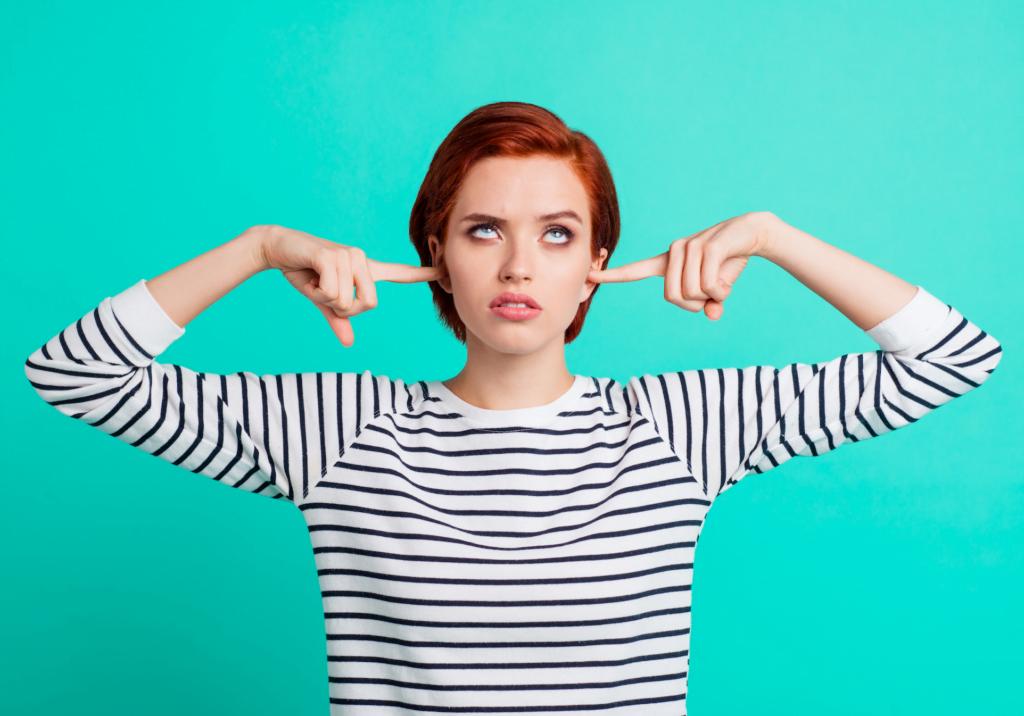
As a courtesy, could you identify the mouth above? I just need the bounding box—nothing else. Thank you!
[489,291,542,321]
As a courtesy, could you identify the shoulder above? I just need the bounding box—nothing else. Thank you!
[346,370,434,419]
[579,376,640,417]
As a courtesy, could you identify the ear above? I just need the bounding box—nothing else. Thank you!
[427,234,453,294]
[580,247,609,302]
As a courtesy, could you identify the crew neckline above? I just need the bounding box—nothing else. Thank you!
[425,374,590,429]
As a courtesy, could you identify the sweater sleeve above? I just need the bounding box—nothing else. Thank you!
[23,279,404,504]
[632,286,1003,498]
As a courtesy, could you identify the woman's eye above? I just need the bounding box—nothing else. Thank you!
[471,225,498,239]
[545,228,570,244]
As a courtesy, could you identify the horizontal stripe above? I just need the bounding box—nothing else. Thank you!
[317,562,693,586]
[326,627,690,648]
[327,693,686,712]
[302,497,709,539]
[328,649,689,670]
[320,584,691,608]
[324,605,692,630]
[312,540,695,565]
[328,670,686,691]
[314,474,694,519]
[307,518,704,552]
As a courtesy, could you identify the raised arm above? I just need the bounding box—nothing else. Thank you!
[147,224,442,345]
[636,286,1001,497]
[594,212,1003,496]
[24,225,441,502]
[588,211,919,327]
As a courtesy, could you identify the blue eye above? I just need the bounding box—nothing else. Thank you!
[470,224,498,239]
[544,226,574,244]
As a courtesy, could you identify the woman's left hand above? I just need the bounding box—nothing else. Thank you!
[587,211,778,321]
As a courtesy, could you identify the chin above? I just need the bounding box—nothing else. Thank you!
[468,324,564,355]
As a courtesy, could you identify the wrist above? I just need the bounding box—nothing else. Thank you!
[238,224,275,275]
[750,212,794,262]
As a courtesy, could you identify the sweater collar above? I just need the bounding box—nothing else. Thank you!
[424,375,590,429]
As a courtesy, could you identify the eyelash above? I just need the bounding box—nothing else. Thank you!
[469,223,576,244]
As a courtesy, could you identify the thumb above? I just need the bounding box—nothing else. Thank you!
[314,301,355,347]
[704,299,725,322]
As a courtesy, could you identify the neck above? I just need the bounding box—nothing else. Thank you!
[442,332,575,410]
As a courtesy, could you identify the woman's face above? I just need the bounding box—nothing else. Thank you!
[429,155,608,355]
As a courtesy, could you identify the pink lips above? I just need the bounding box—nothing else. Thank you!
[489,291,542,321]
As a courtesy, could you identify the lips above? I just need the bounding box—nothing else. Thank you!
[488,291,542,321]
[489,292,542,310]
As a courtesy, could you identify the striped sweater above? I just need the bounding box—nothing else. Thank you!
[24,279,1002,714]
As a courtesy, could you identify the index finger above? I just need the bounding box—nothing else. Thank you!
[367,259,445,284]
[587,252,668,283]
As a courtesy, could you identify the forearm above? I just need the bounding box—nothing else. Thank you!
[758,214,919,331]
[145,225,269,328]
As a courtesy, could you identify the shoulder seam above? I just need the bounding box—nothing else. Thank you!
[311,373,421,491]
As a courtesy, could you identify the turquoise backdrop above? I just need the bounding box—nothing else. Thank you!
[2,1,1021,714]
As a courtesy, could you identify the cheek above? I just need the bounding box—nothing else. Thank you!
[539,257,592,318]
[444,251,487,302]
[551,249,593,292]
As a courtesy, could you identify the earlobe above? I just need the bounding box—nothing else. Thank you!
[428,234,453,294]
[581,248,609,303]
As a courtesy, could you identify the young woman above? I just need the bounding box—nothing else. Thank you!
[25,102,1002,714]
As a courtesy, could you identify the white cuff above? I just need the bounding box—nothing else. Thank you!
[864,286,951,353]
[108,279,186,357]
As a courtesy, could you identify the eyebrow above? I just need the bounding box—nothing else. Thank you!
[460,210,584,225]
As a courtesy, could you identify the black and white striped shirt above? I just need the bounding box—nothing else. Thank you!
[24,279,1002,714]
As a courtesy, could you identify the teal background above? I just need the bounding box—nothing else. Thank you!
[2,1,1021,713]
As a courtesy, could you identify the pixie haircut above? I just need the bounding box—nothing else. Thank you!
[409,101,621,345]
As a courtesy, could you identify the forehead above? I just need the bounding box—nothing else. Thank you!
[454,155,589,222]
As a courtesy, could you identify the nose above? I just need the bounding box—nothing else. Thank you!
[500,234,534,284]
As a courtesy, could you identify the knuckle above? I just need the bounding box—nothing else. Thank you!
[316,247,334,266]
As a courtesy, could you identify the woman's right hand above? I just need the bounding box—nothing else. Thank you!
[258,224,444,347]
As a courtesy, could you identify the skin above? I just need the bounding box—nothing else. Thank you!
[144,154,917,411]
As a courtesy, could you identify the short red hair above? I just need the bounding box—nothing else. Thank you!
[409,102,620,345]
